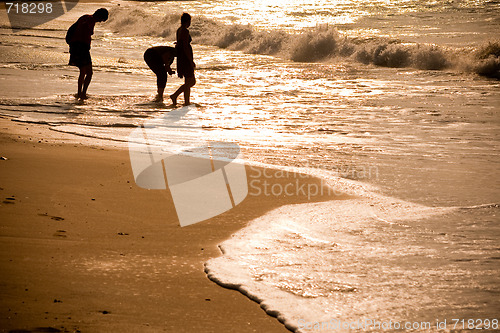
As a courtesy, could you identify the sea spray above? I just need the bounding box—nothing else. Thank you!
[104,6,499,78]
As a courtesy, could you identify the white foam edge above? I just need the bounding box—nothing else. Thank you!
[203,159,461,333]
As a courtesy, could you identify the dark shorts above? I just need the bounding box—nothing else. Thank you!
[68,42,91,68]
[144,48,168,88]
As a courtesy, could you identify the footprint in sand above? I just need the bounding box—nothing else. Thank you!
[53,230,67,238]
[38,213,65,221]
[3,197,15,204]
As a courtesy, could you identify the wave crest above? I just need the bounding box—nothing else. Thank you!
[105,6,500,79]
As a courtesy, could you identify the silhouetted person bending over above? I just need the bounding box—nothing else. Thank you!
[170,13,196,106]
[144,46,176,102]
[67,8,108,100]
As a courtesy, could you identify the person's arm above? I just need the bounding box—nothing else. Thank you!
[165,63,175,75]
[161,51,175,75]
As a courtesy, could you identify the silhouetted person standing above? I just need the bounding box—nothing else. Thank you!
[170,13,196,106]
[67,8,108,100]
[144,46,176,102]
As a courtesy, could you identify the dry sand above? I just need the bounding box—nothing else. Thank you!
[0,117,350,333]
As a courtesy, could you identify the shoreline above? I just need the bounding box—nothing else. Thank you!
[0,118,349,332]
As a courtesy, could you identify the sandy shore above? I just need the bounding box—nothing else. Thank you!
[0,118,348,333]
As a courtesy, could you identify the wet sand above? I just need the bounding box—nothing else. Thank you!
[0,117,349,332]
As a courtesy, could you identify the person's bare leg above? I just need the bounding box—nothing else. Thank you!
[77,67,85,99]
[183,77,196,106]
[171,77,195,106]
[169,93,177,105]
[170,85,184,106]
[158,87,165,98]
[80,65,92,100]
[155,73,167,102]
[155,86,165,102]
[155,76,167,102]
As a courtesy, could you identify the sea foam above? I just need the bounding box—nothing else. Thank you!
[204,163,454,332]
[105,6,500,78]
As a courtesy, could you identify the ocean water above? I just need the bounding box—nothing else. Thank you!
[1,0,499,331]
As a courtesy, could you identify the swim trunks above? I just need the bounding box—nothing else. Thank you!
[68,42,91,68]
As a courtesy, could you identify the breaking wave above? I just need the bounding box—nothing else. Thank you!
[105,6,500,78]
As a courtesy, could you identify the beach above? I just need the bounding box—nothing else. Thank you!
[0,117,347,332]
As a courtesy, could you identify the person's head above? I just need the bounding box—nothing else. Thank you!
[181,13,191,27]
[93,8,109,22]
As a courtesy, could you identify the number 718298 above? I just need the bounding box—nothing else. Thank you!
[452,319,498,330]
[6,2,53,14]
